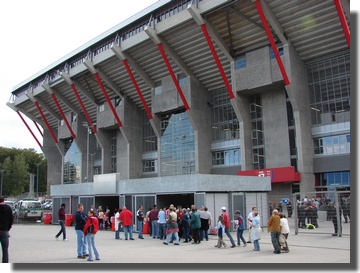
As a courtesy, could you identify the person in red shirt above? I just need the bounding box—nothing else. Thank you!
[83,210,100,261]
[55,203,67,241]
[119,206,135,240]
[221,207,236,248]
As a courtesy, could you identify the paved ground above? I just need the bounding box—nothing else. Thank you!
[3,217,353,271]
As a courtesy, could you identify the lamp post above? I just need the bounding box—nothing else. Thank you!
[35,163,40,199]
[0,170,4,196]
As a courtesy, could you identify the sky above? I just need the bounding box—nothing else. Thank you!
[0,0,158,154]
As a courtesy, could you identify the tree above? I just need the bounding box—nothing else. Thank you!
[12,154,29,196]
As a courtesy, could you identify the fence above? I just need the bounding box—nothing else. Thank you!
[291,191,350,237]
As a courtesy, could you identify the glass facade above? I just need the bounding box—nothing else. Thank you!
[63,141,81,184]
[313,134,350,155]
[307,51,350,125]
[316,171,350,187]
[160,112,195,176]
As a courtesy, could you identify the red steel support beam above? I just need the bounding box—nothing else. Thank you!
[254,0,290,86]
[122,59,153,120]
[51,93,76,139]
[200,24,235,99]
[157,43,190,110]
[34,101,58,144]
[33,120,43,137]
[70,83,97,134]
[93,73,123,127]
[334,0,350,48]
[17,111,42,148]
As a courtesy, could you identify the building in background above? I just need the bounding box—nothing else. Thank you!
[7,0,350,225]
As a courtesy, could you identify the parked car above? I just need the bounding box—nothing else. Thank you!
[4,201,17,219]
[15,200,43,221]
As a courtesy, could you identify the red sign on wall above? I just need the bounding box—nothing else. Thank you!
[237,166,301,183]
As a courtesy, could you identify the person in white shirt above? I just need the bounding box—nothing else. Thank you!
[279,213,290,252]
[247,207,257,243]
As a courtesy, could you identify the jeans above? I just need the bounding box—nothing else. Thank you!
[123,225,133,239]
[115,223,121,239]
[86,234,99,261]
[56,220,66,240]
[166,232,179,244]
[182,226,190,241]
[236,229,247,245]
[253,239,260,251]
[75,229,87,256]
[271,231,281,253]
[159,223,167,239]
[225,227,235,246]
[151,221,159,238]
[199,229,209,241]
[0,231,10,263]
[137,221,144,238]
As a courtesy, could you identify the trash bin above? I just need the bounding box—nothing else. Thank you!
[65,214,74,226]
[111,216,115,232]
[143,220,149,235]
[43,213,52,225]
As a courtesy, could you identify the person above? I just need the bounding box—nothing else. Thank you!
[234,210,247,247]
[74,203,88,259]
[214,215,226,248]
[221,207,236,248]
[250,211,261,251]
[158,206,167,240]
[279,213,290,252]
[190,207,201,244]
[149,205,159,239]
[114,208,122,240]
[286,201,293,218]
[0,195,13,263]
[98,208,104,231]
[297,202,306,228]
[247,207,257,243]
[198,207,212,241]
[136,205,145,239]
[119,206,134,240]
[55,203,67,241]
[83,210,100,261]
[329,202,342,236]
[268,209,281,254]
[342,199,350,223]
[163,207,180,245]
[145,207,152,236]
[181,208,191,243]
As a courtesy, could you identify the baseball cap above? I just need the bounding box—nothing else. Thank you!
[221,206,226,211]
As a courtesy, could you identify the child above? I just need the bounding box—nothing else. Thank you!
[234,210,247,247]
[214,215,226,248]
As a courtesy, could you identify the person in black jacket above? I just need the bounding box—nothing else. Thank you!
[297,203,306,229]
[0,195,14,263]
[75,203,88,259]
[55,203,67,241]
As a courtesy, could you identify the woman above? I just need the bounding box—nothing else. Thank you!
[250,211,261,251]
[279,213,290,252]
[83,210,100,261]
[98,209,104,231]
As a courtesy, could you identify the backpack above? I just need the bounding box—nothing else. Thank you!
[88,219,94,234]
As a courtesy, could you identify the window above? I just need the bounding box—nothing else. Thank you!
[235,57,246,70]
[154,80,162,95]
[143,160,155,173]
[178,73,187,88]
[313,134,350,155]
[270,46,284,59]
[99,104,105,112]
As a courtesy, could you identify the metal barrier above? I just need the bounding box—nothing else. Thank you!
[292,191,350,237]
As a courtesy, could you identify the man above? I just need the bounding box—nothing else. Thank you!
[119,206,135,240]
[75,203,88,259]
[268,209,281,254]
[190,207,201,244]
[148,205,159,239]
[136,205,145,239]
[247,207,257,243]
[0,196,13,263]
[221,207,236,248]
[55,203,67,241]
